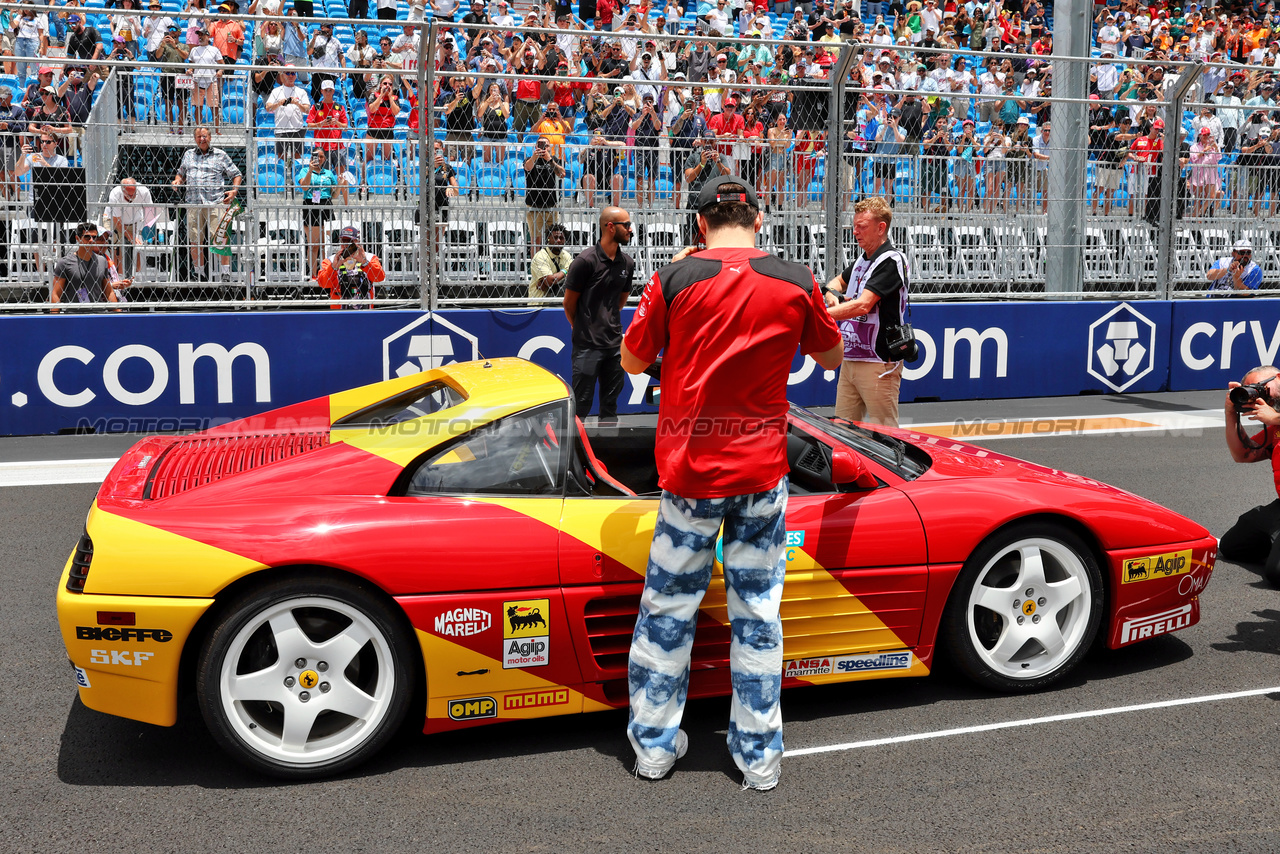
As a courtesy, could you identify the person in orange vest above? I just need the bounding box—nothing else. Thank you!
[316,225,385,309]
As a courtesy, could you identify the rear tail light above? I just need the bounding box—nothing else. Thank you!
[66,531,93,593]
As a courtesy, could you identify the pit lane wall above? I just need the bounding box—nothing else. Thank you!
[0,300,1272,436]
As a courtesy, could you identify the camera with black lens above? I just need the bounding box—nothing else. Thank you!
[1230,381,1273,409]
[337,262,372,305]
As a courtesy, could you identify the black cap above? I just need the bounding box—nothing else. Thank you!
[695,179,760,213]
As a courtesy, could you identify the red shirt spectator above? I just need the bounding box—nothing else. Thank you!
[514,77,542,102]
[307,101,348,150]
[366,88,398,129]
[708,102,745,158]
[1130,133,1163,163]
[597,0,616,28]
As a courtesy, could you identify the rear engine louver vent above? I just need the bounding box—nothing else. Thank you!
[145,432,330,499]
[583,594,730,675]
[66,530,93,593]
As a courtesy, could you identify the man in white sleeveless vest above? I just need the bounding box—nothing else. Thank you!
[823,196,910,427]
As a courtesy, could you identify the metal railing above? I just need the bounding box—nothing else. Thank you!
[0,10,1273,310]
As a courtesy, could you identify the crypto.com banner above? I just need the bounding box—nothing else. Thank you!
[0,300,1195,436]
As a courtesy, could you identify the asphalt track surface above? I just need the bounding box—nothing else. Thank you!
[2,390,1278,854]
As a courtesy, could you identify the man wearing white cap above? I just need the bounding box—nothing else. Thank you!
[1207,239,1263,293]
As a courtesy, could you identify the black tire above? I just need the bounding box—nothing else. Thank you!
[196,575,416,779]
[940,522,1104,693]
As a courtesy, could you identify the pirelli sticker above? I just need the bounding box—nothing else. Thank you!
[1122,550,1193,583]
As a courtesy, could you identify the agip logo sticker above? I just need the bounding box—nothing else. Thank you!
[1122,549,1192,583]
[502,598,549,669]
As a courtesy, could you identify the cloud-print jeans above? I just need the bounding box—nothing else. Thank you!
[627,477,787,786]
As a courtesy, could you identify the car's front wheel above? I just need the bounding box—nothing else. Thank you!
[196,576,416,779]
[941,523,1103,693]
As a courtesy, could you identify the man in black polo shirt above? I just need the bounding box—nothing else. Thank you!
[563,205,635,421]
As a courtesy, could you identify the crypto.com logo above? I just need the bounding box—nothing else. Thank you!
[1087,303,1157,393]
[381,314,480,380]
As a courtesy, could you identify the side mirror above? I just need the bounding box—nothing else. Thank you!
[830,447,878,489]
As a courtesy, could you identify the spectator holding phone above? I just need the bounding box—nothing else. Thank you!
[524,134,565,257]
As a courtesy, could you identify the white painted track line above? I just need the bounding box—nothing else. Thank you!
[787,684,1280,757]
[0,458,117,488]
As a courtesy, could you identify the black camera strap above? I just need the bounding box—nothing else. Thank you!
[1235,416,1268,452]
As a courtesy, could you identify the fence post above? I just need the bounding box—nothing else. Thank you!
[1045,8,1089,298]
[1154,61,1203,301]
[824,44,856,283]
[419,22,436,311]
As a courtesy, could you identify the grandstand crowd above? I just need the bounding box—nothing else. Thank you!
[6,0,1280,285]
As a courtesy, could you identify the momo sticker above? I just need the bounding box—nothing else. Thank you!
[502,598,549,669]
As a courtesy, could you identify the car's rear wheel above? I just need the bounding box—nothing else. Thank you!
[941,523,1103,693]
[196,576,415,779]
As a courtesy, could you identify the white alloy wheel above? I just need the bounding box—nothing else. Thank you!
[965,537,1093,680]
[942,524,1103,693]
[198,579,414,778]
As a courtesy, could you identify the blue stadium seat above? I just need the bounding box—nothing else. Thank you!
[257,162,287,192]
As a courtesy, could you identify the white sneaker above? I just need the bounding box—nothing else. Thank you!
[219,270,232,283]
[633,729,688,781]
[741,770,780,792]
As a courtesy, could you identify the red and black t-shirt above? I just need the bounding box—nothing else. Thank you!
[624,247,841,499]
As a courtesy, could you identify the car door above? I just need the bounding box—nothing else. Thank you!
[557,418,929,697]
[388,403,590,720]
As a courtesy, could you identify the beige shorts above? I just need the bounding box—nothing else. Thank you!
[1095,165,1121,192]
[835,359,903,428]
[186,206,219,247]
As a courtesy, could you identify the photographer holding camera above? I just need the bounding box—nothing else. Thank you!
[823,196,911,428]
[316,225,385,309]
[1207,238,1263,294]
[1221,366,1280,588]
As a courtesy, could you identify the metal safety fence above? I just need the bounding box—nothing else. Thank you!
[0,6,1274,311]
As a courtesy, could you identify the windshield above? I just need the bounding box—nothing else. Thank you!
[791,406,931,481]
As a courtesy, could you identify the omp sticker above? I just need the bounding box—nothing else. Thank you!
[447,696,497,720]
[1122,549,1193,583]
[1120,603,1194,644]
[503,598,549,669]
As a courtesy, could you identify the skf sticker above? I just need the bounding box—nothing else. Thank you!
[503,598,549,669]
[1122,550,1193,583]
[89,649,155,666]
[448,696,497,721]
[502,688,569,711]
[74,666,90,688]
[1120,603,1194,644]
[434,607,493,637]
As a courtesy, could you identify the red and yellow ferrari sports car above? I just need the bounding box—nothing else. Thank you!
[56,359,1216,778]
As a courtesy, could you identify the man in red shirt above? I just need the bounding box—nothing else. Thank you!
[1127,117,1163,216]
[620,180,843,790]
[707,95,745,163]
